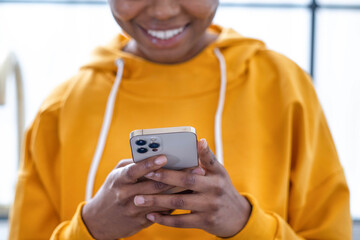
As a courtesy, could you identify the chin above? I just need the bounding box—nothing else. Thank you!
[145,49,192,64]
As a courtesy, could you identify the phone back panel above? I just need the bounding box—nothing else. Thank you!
[130,132,198,170]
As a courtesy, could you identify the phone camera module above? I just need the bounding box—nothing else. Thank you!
[135,140,147,146]
[137,147,148,153]
[149,143,160,148]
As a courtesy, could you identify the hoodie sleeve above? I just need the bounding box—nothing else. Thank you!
[216,51,351,239]
[50,202,94,239]
[9,82,94,240]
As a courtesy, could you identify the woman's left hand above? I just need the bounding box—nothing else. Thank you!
[133,139,252,238]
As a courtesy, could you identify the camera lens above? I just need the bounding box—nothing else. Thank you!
[149,142,160,148]
[135,140,147,146]
[137,147,148,154]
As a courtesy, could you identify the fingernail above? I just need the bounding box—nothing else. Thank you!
[155,156,167,165]
[134,196,145,205]
[145,172,154,178]
[200,139,208,149]
[192,167,206,175]
[147,214,155,222]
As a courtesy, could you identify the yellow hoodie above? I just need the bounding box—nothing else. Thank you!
[9,25,351,239]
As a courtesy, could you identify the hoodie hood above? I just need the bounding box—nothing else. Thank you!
[81,24,265,79]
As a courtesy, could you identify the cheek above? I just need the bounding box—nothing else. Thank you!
[109,0,145,21]
[182,0,219,19]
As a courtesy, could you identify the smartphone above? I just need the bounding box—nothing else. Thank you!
[130,126,198,170]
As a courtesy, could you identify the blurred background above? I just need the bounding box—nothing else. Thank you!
[0,0,359,238]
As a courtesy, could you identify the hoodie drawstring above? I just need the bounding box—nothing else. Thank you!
[85,59,124,201]
[85,49,227,200]
[213,48,227,165]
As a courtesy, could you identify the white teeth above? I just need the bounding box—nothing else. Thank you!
[147,27,184,40]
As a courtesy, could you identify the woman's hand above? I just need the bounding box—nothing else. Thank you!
[82,156,174,239]
[134,139,252,238]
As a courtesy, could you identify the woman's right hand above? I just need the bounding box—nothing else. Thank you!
[82,155,174,239]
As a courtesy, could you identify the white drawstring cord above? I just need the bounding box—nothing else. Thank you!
[85,49,227,200]
[213,48,227,165]
[85,59,124,201]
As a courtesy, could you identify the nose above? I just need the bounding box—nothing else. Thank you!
[147,0,181,20]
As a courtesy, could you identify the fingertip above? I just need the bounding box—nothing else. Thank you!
[197,139,220,171]
[147,213,155,222]
[134,195,145,206]
[154,155,167,165]
[199,138,208,151]
[145,172,155,178]
[191,167,206,176]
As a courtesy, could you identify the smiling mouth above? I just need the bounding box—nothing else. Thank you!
[146,26,186,40]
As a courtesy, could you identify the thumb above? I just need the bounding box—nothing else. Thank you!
[198,139,222,173]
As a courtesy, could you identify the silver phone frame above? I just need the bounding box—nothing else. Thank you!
[130,126,196,138]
